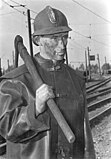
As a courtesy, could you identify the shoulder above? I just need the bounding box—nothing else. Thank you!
[75,70,85,81]
[64,64,86,89]
[0,64,28,80]
[64,64,85,79]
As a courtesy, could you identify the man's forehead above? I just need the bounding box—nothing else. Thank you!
[42,32,68,38]
[52,32,68,37]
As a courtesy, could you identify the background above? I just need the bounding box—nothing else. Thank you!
[0,0,111,70]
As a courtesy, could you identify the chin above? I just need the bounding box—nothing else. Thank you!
[53,55,64,61]
[57,56,64,60]
[55,58,62,61]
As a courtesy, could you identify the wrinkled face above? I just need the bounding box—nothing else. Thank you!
[39,32,68,61]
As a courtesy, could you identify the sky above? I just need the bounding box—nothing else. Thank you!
[0,0,111,70]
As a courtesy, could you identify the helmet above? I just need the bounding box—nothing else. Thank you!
[33,6,72,36]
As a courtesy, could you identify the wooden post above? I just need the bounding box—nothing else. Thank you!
[27,9,33,57]
[87,46,91,80]
[0,58,2,76]
[65,47,68,65]
[105,56,107,64]
[7,59,10,71]
[12,51,15,67]
[85,50,88,81]
[97,54,101,75]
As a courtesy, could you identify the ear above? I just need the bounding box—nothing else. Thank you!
[32,36,40,46]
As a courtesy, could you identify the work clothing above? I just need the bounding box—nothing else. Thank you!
[0,54,95,159]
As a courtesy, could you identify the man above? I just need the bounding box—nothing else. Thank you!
[0,6,95,159]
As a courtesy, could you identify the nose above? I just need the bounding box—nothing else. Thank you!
[57,38,65,49]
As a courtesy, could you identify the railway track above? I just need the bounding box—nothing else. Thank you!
[87,87,111,103]
[87,77,111,128]
[86,77,111,94]
[89,104,111,128]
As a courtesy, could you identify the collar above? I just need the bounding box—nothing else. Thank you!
[34,53,65,71]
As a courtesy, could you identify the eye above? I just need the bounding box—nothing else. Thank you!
[63,35,68,39]
[51,36,58,40]
[62,37,68,45]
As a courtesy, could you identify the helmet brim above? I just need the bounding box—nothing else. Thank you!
[33,26,72,36]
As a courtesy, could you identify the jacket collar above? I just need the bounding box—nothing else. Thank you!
[34,53,65,71]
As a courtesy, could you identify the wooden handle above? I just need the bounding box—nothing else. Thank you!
[15,35,75,143]
[47,99,75,143]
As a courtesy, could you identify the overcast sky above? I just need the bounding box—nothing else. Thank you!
[0,0,111,69]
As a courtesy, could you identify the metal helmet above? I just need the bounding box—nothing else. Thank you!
[33,6,72,36]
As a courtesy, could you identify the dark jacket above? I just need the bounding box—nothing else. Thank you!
[0,54,95,159]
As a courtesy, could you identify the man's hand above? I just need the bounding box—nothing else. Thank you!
[36,84,55,114]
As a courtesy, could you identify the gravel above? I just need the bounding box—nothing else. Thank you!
[92,113,111,159]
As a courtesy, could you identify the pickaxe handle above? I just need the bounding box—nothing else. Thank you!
[14,35,75,143]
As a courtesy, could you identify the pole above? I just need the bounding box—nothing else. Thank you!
[85,50,88,81]
[27,9,33,57]
[12,51,15,67]
[65,47,68,65]
[0,58,2,76]
[97,54,101,75]
[7,59,10,71]
[87,46,91,80]
[0,58,1,68]
[105,56,107,64]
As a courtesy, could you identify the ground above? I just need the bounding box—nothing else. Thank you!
[92,113,111,159]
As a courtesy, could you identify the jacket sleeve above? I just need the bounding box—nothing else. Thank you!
[83,88,96,159]
[0,79,50,143]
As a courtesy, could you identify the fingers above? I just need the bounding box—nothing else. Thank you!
[36,84,55,100]
[36,84,55,113]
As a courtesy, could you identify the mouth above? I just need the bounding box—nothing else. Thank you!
[56,51,65,56]
[56,52,64,56]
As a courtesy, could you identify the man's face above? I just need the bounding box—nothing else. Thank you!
[39,32,68,61]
